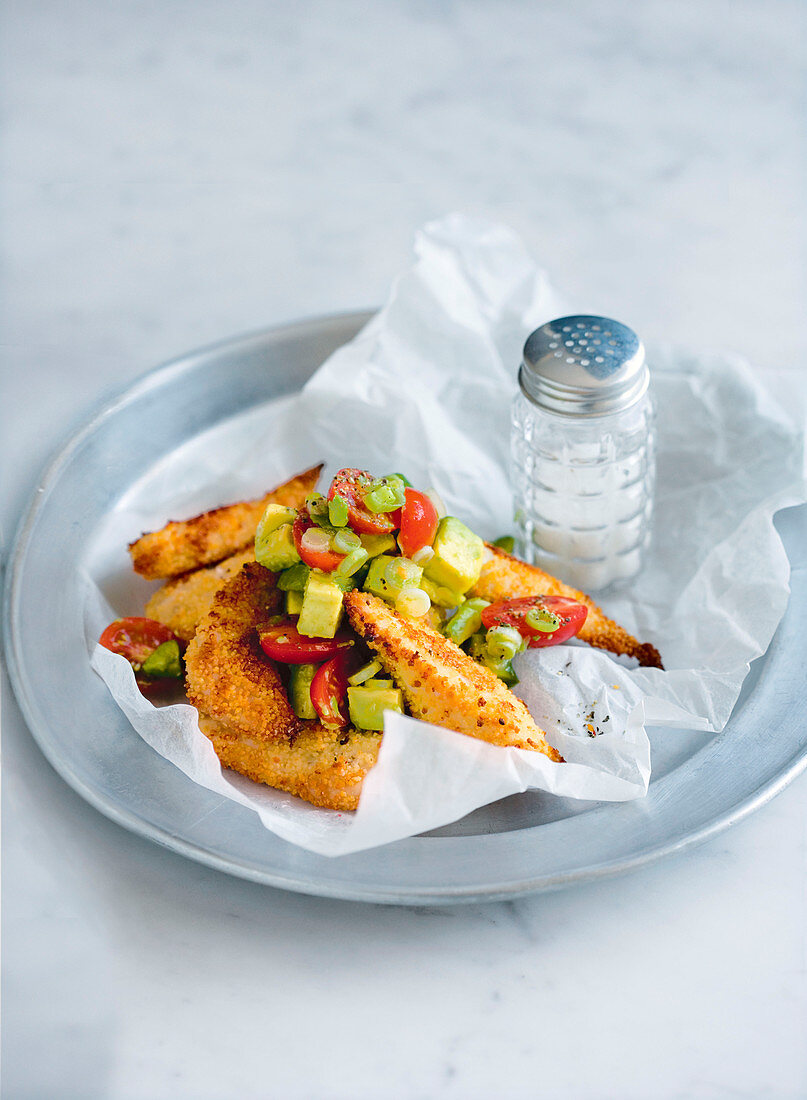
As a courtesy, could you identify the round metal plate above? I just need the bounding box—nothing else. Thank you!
[4,312,806,904]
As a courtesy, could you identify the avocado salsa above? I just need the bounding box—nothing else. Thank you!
[253,468,571,731]
[98,466,588,721]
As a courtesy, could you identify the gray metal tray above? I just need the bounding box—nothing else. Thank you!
[5,311,806,904]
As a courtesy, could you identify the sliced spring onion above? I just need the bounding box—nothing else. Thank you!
[425,489,446,519]
[332,527,361,553]
[395,586,431,619]
[277,562,311,591]
[328,493,349,528]
[525,606,561,633]
[347,659,384,686]
[385,472,412,487]
[301,527,332,554]
[384,556,421,589]
[411,544,435,565]
[466,633,518,685]
[485,655,519,686]
[364,483,405,513]
[485,625,524,661]
[335,546,369,578]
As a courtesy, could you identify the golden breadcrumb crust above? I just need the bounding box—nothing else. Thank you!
[129,464,322,579]
[184,562,301,743]
[345,590,562,762]
[198,715,380,812]
[186,562,380,809]
[145,548,255,642]
[470,545,663,668]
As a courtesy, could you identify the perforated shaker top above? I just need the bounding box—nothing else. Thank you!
[519,315,648,417]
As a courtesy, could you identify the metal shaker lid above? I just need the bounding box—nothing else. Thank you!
[519,315,648,417]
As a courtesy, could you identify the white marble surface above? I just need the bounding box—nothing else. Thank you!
[2,2,806,1098]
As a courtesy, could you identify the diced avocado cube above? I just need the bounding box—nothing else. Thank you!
[363,555,423,603]
[140,640,183,679]
[360,678,394,690]
[363,555,394,600]
[285,588,304,616]
[257,502,298,532]
[254,523,301,572]
[289,663,317,720]
[277,562,310,591]
[492,534,515,554]
[347,685,405,731]
[255,503,297,558]
[359,532,398,559]
[420,576,465,609]
[297,571,344,638]
[443,598,490,646]
[329,572,359,593]
[423,516,484,595]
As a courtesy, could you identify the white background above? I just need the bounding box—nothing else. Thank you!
[2,3,806,1098]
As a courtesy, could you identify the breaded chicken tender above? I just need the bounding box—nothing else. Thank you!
[184,562,300,742]
[470,545,663,669]
[184,565,561,811]
[129,464,322,579]
[145,548,254,642]
[345,590,562,762]
[198,716,380,812]
[186,562,381,809]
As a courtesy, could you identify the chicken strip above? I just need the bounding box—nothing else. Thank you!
[186,566,560,811]
[129,464,322,579]
[184,562,300,743]
[470,544,663,668]
[185,562,380,809]
[345,590,562,762]
[145,548,255,642]
[198,716,380,812]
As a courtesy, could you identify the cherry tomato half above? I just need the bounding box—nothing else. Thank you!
[397,488,439,558]
[98,617,182,694]
[327,468,401,535]
[292,511,345,572]
[480,596,588,648]
[258,622,355,664]
[99,617,177,665]
[310,647,365,727]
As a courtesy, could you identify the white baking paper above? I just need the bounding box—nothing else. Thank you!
[87,213,806,856]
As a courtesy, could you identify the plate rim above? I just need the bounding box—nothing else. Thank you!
[4,311,806,905]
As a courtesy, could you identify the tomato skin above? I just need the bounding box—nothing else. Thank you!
[310,648,364,727]
[99,617,182,694]
[480,596,588,648]
[258,623,355,664]
[292,511,345,572]
[398,488,439,558]
[327,468,401,535]
[99,617,178,665]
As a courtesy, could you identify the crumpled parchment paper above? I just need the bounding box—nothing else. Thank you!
[88,213,806,856]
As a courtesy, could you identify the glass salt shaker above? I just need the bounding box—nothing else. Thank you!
[511,315,655,592]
